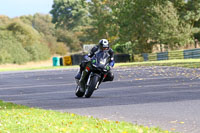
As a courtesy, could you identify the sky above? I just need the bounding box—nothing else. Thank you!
[0,0,54,18]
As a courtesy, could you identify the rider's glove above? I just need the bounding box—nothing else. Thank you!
[106,65,111,71]
[109,60,115,68]
[84,55,91,61]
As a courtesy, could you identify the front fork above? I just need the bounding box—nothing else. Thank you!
[79,63,91,90]
[86,72,102,90]
[79,62,107,90]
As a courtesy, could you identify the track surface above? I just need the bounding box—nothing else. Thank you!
[1,66,200,133]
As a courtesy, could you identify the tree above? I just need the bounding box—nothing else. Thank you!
[54,42,69,55]
[87,0,119,43]
[50,0,93,51]
[148,1,192,49]
[0,15,11,26]
[50,0,89,30]
[110,0,193,53]
[112,0,161,53]
[19,15,33,26]
[20,14,56,36]
[0,30,31,64]
[55,28,81,52]
[184,0,200,24]
[32,13,56,36]
[6,20,41,47]
[19,14,69,54]
[184,0,200,45]
[2,19,51,62]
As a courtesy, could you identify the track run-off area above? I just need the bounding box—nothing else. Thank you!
[1,66,200,133]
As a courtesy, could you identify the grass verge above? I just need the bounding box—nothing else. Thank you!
[0,100,171,133]
[0,65,79,72]
[115,59,200,68]
[1,59,200,72]
[0,60,182,132]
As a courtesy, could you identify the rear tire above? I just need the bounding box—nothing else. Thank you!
[85,76,99,98]
[75,85,84,97]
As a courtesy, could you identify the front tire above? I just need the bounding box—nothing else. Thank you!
[75,85,84,97]
[85,76,99,98]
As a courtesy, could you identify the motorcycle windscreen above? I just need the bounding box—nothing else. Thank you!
[94,51,110,68]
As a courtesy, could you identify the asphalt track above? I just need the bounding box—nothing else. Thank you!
[1,66,200,133]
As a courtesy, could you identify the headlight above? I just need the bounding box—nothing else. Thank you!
[100,59,106,65]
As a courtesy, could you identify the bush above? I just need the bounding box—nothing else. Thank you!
[133,54,144,62]
[6,20,41,47]
[0,31,30,64]
[113,42,134,54]
[25,43,51,61]
[55,29,81,52]
[55,42,68,55]
[41,34,58,54]
[0,27,50,64]
[0,50,12,64]
[0,15,10,26]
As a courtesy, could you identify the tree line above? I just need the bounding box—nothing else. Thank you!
[1,0,200,64]
[0,13,81,64]
[50,0,200,54]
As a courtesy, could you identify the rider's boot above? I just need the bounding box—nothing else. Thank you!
[75,70,82,80]
[75,66,85,80]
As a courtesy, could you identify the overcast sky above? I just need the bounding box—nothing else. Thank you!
[0,0,54,18]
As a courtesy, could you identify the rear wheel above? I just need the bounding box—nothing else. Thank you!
[75,85,84,97]
[85,76,99,98]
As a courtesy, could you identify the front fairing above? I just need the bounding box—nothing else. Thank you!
[91,51,110,71]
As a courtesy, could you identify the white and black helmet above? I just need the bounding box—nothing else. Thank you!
[99,39,109,50]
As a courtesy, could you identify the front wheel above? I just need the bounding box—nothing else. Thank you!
[85,75,99,98]
[75,85,84,97]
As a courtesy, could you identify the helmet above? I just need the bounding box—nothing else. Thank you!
[99,39,109,51]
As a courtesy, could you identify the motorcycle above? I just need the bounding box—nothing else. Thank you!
[75,50,111,98]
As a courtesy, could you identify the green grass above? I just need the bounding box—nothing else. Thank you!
[0,65,79,72]
[0,100,171,133]
[115,59,200,68]
[0,60,186,132]
[1,59,200,72]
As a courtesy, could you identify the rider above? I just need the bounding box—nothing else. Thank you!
[75,39,115,82]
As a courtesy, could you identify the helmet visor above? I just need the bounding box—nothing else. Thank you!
[103,47,109,50]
